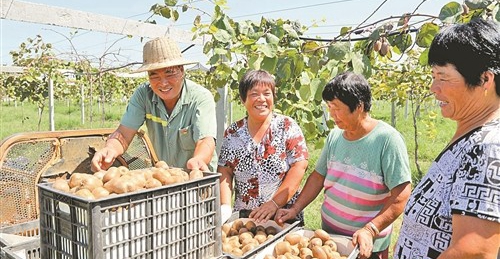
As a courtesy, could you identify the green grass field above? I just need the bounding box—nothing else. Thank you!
[0,99,454,257]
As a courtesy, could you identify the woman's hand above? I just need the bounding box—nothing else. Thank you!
[274,207,299,226]
[249,200,279,223]
[352,228,374,259]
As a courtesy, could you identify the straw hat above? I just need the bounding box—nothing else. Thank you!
[133,37,198,73]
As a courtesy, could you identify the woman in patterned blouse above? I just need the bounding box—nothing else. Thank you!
[218,69,309,224]
[394,18,500,259]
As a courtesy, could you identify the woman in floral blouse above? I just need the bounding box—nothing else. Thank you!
[218,69,309,224]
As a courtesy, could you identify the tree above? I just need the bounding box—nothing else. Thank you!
[150,0,499,146]
[6,35,66,130]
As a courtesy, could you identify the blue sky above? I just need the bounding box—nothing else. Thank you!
[1,0,452,69]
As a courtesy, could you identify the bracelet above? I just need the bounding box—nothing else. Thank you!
[270,199,280,209]
[367,222,380,236]
[108,131,129,151]
[362,225,376,237]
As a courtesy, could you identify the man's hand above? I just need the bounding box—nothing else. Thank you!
[91,147,119,172]
[186,157,209,171]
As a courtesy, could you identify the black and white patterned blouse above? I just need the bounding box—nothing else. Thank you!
[394,119,500,259]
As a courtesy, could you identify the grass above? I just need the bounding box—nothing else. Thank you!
[0,99,454,257]
[0,100,127,140]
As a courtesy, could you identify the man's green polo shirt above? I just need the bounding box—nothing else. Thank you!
[121,79,218,171]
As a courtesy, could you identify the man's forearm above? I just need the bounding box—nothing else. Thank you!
[193,137,216,164]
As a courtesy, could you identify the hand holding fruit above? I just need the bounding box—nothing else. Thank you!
[186,156,209,171]
[91,147,119,172]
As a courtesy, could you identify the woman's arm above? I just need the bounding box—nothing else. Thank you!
[218,165,234,206]
[437,215,500,259]
[272,159,308,206]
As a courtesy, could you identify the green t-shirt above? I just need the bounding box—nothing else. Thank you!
[316,120,411,252]
[121,79,218,171]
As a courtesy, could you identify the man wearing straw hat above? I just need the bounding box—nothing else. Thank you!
[91,37,217,172]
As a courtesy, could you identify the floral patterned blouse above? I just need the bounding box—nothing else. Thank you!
[218,113,309,214]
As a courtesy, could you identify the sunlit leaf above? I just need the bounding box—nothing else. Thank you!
[173,10,179,21]
[416,22,439,48]
[241,38,257,45]
[439,2,462,23]
[419,48,429,66]
[259,44,277,58]
[283,24,299,38]
[160,7,171,19]
[464,0,490,10]
[302,41,320,53]
[340,26,351,36]
[165,0,177,6]
[213,29,232,43]
[266,33,280,44]
[248,56,263,70]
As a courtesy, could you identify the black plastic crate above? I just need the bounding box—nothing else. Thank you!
[38,172,222,259]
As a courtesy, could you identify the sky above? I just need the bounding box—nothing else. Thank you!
[0,0,453,70]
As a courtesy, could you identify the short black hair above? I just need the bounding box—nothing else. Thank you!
[428,18,500,95]
[322,71,372,112]
[239,70,276,102]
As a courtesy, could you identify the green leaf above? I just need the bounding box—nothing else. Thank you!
[299,83,311,101]
[194,15,201,26]
[165,0,177,6]
[419,48,429,66]
[350,52,365,76]
[299,72,311,85]
[293,58,305,77]
[241,38,257,45]
[368,28,382,41]
[266,33,280,44]
[259,44,277,58]
[308,56,320,74]
[173,10,179,21]
[439,2,462,23]
[262,57,278,73]
[182,4,188,12]
[302,41,320,53]
[283,24,299,38]
[248,56,263,70]
[160,7,171,19]
[214,47,227,55]
[326,42,350,61]
[340,26,351,36]
[390,33,413,54]
[277,62,292,80]
[416,22,439,48]
[310,78,321,99]
[464,0,490,10]
[213,29,232,43]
